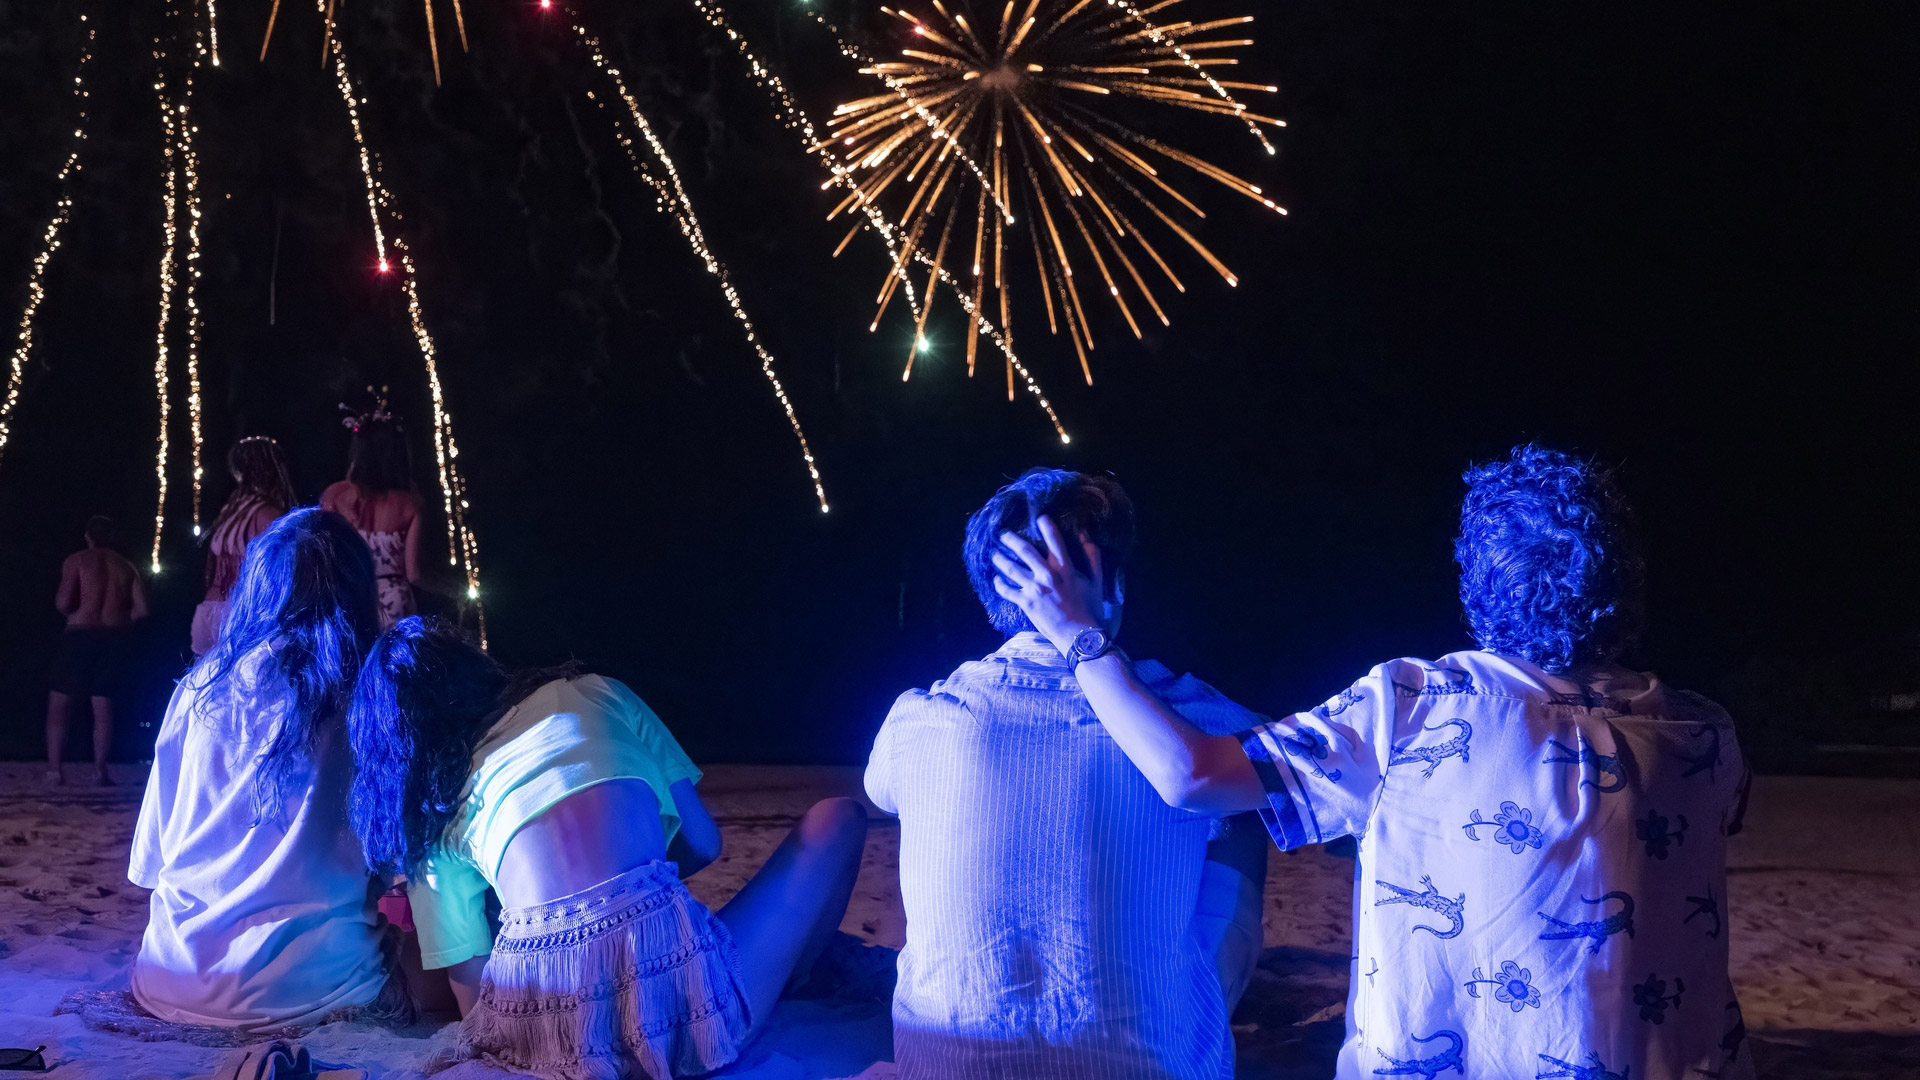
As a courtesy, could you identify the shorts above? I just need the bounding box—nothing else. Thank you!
[50,627,131,698]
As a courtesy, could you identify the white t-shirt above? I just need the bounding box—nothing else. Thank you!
[129,648,390,1030]
[1241,650,1753,1080]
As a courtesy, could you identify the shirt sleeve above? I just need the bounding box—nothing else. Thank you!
[608,678,702,788]
[1237,661,1412,850]
[863,697,907,817]
[410,849,494,970]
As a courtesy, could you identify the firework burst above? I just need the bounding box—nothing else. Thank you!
[827,0,1285,382]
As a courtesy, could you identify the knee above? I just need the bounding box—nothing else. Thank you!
[802,796,869,847]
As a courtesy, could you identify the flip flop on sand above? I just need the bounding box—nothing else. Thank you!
[204,1042,365,1080]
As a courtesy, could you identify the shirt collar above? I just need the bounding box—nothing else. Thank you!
[991,630,1070,668]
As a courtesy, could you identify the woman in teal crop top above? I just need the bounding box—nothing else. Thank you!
[347,618,868,1080]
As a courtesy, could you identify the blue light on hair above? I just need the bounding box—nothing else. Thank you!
[1454,445,1644,673]
[190,508,379,822]
[964,468,1135,636]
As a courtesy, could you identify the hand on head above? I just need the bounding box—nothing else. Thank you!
[991,514,1111,657]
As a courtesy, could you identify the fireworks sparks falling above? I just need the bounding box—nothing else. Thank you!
[321,6,488,642]
[827,0,1284,382]
[573,21,833,511]
[184,0,210,535]
[0,14,93,472]
[151,22,183,571]
[264,0,470,84]
[686,0,1070,442]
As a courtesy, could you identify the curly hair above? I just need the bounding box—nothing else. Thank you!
[964,468,1135,636]
[348,617,582,876]
[1454,444,1645,673]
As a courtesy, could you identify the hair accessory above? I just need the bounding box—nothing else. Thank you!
[340,386,396,433]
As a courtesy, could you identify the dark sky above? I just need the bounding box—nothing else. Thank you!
[1,0,1915,769]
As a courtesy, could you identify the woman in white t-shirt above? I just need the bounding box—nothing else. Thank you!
[131,508,404,1031]
[346,618,868,1080]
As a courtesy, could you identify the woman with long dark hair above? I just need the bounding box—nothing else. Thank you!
[131,509,407,1031]
[348,619,867,1079]
[321,401,423,629]
[190,436,295,657]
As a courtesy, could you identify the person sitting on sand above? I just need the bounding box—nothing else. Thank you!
[322,397,424,630]
[991,445,1754,1080]
[866,468,1269,1080]
[47,515,148,785]
[347,617,868,1079]
[131,509,406,1031]
[192,436,295,657]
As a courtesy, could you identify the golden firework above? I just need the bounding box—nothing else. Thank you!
[827,0,1284,383]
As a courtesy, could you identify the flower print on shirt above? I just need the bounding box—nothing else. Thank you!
[1464,961,1542,1012]
[1463,802,1545,853]
[1633,973,1685,1024]
[1636,809,1689,860]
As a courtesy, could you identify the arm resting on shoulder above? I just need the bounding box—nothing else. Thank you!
[1073,653,1266,815]
[989,515,1266,816]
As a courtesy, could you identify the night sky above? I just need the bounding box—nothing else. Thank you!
[2,0,1915,770]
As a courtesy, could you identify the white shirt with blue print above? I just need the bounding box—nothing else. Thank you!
[1239,650,1753,1080]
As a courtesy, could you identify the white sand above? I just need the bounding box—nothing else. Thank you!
[0,764,1914,1078]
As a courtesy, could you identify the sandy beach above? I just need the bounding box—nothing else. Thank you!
[0,764,1914,1078]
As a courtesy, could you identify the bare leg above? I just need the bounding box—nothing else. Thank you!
[45,692,71,782]
[714,797,868,1036]
[1199,811,1269,1013]
[90,696,113,783]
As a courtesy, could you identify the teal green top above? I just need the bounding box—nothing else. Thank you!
[408,675,701,969]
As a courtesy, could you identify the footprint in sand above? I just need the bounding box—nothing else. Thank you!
[18,888,53,902]
[59,926,120,944]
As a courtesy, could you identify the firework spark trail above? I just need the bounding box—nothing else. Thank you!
[0,14,94,471]
[152,27,182,571]
[185,0,209,533]
[688,0,1070,443]
[320,2,488,642]
[825,0,1285,382]
[573,21,832,512]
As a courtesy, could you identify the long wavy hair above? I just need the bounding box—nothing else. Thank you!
[192,508,380,822]
[348,618,580,876]
[1454,444,1645,673]
[211,436,296,529]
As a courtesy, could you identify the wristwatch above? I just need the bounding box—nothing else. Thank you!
[1064,625,1117,667]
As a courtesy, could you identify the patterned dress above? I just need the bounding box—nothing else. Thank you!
[1239,650,1753,1080]
[360,529,415,631]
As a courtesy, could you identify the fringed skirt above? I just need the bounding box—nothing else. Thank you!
[446,862,750,1080]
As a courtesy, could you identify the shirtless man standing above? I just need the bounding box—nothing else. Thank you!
[48,516,148,785]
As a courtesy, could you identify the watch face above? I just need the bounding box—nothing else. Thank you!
[1073,627,1108,656]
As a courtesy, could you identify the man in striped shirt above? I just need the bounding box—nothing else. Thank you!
[867,469,1267,1080]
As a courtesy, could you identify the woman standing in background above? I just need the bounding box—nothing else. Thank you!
[191,436,294,658]
[322,397,424,630]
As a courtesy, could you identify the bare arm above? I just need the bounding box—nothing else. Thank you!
[129,565,151,622]
[446,954,488,1017]
[992,518,1266,815]
[665,778,722,877]
[54,557,79,615]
